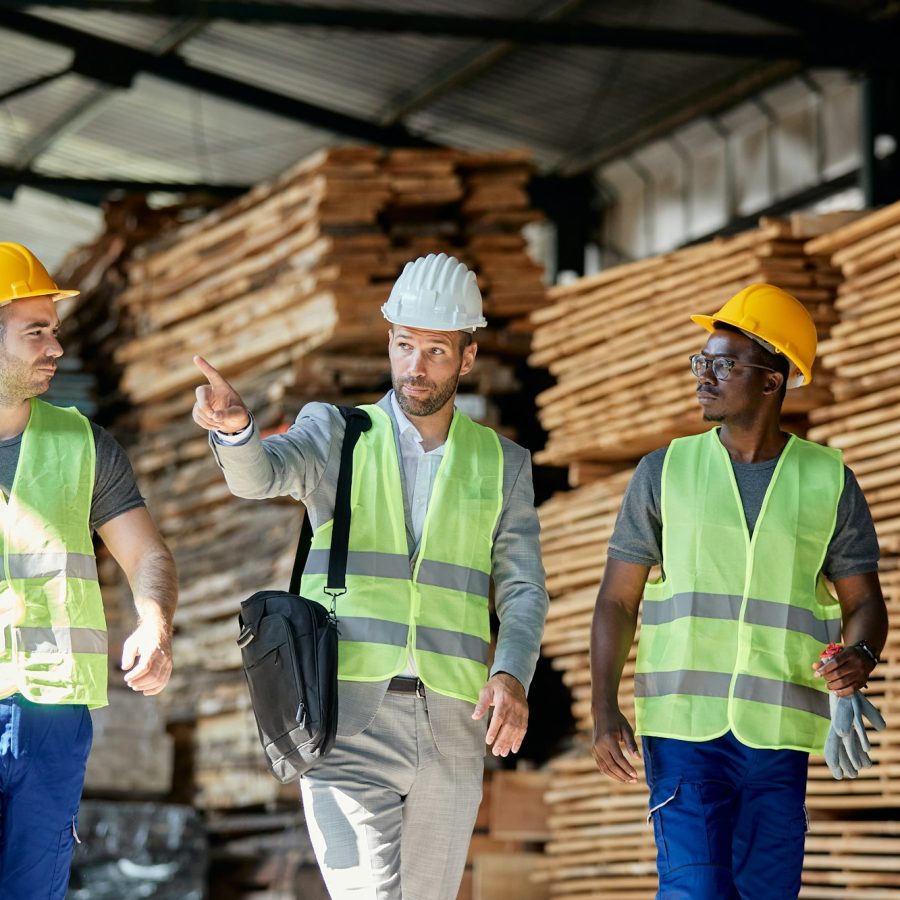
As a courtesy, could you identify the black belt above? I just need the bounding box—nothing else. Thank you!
[387,676,424,696]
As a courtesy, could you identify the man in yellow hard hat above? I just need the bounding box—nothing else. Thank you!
[589,283,888,898]
[0,242,178,899]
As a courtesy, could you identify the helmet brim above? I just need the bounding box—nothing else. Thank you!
[382,309,485,333]
[0,288,80,307]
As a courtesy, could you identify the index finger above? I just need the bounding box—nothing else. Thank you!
[193,354,229,388]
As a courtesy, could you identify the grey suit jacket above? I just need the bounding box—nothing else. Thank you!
[211,392,549,757]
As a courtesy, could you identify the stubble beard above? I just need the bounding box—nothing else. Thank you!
[0,348,53,405]
[393,372,460,418]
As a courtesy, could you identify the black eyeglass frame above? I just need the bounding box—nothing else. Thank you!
[689,353,776,381]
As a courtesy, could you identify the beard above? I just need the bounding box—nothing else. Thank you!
[0,350,54,403]
[702,412,725,422]
[393,371,460,418]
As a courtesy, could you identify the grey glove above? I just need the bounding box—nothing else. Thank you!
[824,690,886,780]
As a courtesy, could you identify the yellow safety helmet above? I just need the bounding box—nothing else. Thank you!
[691,283,816,389]
[0,242,79,307]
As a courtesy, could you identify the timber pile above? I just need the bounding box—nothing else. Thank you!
[460,770,552,900]
[533,212,900,897]
[109,145,543,816]
[530,217,841,467]
[808,199,900,556]
[56,146,547,897]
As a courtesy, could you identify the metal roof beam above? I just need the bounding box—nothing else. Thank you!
[12,20,206,171]
[0,66,71,104]
[0,166,249,203]
[3,3,897,67]
[0,10,436,147]
[706,0,869,37]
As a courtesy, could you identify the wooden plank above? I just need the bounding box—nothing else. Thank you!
[488,770,552,841]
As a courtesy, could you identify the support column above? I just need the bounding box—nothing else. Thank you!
[529,173,597,278]
[861,72,900,207]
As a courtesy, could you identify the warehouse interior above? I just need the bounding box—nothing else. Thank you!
[2,2,900,898]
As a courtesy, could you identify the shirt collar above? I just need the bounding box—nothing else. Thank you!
[390,390,424,444]
[389,390,452,453]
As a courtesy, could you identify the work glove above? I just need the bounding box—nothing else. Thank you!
[824,689,886,780]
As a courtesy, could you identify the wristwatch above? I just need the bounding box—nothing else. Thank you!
[853,639,880,668]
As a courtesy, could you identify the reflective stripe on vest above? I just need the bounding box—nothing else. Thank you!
[300,403,503,703]
[635,428,843,753]
[0,398,107,708]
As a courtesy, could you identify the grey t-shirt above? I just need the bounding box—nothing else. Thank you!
[0,421,145,532]
[609,442,880,583]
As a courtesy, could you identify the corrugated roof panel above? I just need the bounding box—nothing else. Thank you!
[181,0,566,122]
[31,7,184,50]
[0,74,104,164]
[0,25,72,73]
[35,74,329,185]
[0,187,103,272]
[184,23,481,122]
[414,40,765,167]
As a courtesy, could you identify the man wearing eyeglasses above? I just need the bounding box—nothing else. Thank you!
[589,283,888,898]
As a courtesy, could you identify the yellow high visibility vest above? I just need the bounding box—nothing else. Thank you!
[636,428,844,753]
[301,404,503,704]
[0,399,107,707]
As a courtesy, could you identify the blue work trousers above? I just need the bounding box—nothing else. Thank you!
[643,731,809,900]
[0,694,92,899]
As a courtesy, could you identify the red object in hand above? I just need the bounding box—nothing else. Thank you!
[821,642,843,661]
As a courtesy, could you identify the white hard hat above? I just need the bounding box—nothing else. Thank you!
[381,253,487,332]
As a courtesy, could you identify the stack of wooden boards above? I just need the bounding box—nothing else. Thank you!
[533,211,900,897]
[55,146,547,898]
[54,196,227,811]
[459,770,553,900]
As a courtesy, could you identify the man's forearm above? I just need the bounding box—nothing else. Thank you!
[590,594,639,717]
[842,600,889,657]
[130,546,177,632]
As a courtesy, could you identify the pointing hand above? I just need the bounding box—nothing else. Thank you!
[192,355,251,433]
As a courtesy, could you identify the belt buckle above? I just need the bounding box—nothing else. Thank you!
[415,679,424,699]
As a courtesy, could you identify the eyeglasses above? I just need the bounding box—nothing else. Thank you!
[689,354,775,381]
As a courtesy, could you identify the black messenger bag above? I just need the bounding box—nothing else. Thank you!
[236,406,371,783]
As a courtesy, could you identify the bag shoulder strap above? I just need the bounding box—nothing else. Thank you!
[288,405,372,597]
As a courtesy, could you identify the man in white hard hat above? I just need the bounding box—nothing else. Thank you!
[0,243,177,899]
[590,284,887,898]
[193,252,549,899]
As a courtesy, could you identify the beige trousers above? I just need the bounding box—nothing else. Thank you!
[300,689,484,899]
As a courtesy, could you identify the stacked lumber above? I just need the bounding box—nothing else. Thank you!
[102,146,542,816]
[808,199,900,556]
[204,809,326,900]
[84,687,173,796]
[530,218,840,466]
[459,769,552,900]
[532,211,900,898]
[55,145,547,898]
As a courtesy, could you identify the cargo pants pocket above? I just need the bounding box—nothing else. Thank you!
[648,776,733,876]
[647,776,682,875]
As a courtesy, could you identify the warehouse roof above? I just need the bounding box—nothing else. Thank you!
[0,0,893,267]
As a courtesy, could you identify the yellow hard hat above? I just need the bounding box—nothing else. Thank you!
[691,283,816,389]
[0,242,79,307]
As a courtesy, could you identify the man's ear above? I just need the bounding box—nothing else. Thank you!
[762,370,785,397]
[460,340,478,377]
